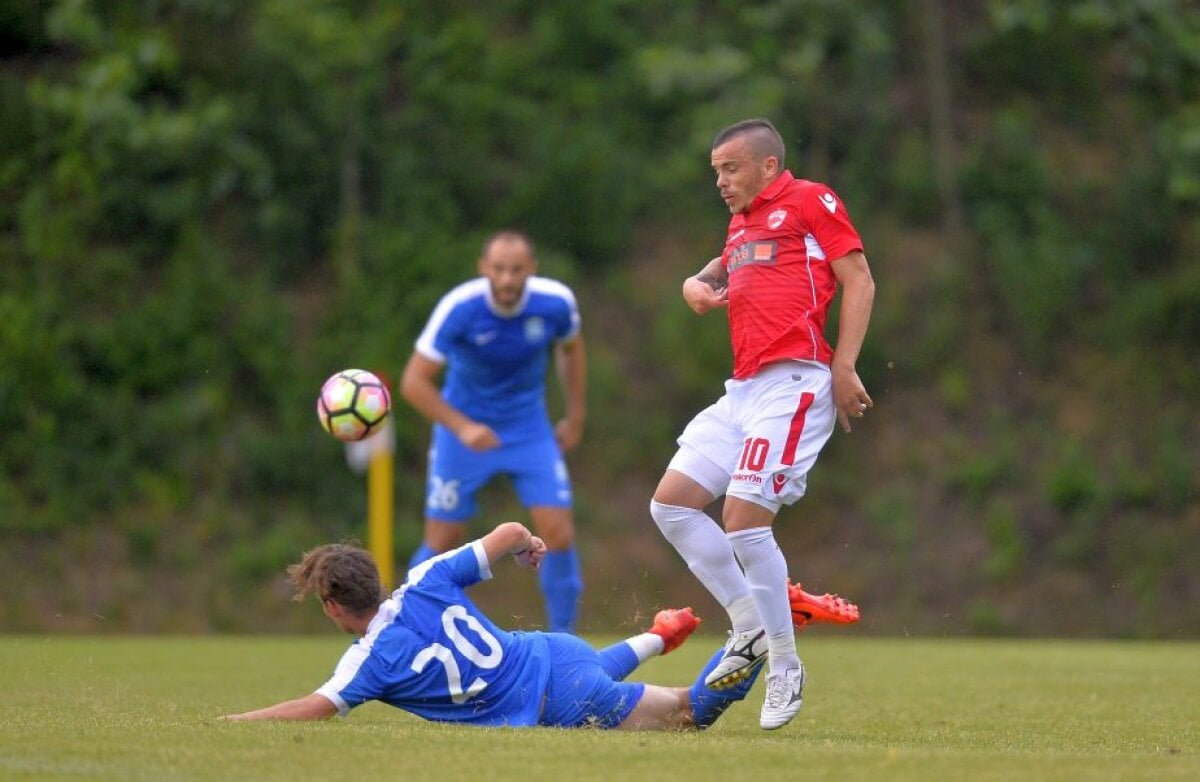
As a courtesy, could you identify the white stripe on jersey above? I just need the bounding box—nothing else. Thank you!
[414,276,581,363]
[414,278,491,363]
[801,233,825,361]
[314,598,400,716]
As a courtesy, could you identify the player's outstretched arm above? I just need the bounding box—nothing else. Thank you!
[480,521,546,569]
[221,693,338,722]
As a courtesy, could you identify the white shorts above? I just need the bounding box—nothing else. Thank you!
[667,361,836,513]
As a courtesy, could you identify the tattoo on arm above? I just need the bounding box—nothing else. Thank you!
[696,262,727,290]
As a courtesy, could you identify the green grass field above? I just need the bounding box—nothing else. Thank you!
[1,635,1196,781]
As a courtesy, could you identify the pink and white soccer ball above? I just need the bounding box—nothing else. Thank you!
[316,369,391,442]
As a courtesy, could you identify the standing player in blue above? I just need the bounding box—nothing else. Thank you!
[221,521,767,730]
[400,230,586,633]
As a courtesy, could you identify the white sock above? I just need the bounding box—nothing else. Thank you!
[728,526,799,673]
[625,632,664,662]
[726,595,760,633]
[650,501,755,629]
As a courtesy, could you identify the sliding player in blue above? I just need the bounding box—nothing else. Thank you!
[400,230,586,633]
[221,521,764,729]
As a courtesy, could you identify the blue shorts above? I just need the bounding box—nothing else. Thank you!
[537,633,644,728]
[425,425,572,521]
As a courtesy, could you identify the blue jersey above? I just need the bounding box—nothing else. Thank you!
[315,542,552,726]
[414,276,580,440]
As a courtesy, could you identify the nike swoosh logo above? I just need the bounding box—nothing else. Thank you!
[474,331,498,345]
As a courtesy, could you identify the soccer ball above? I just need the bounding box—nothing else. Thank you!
[316,369,391,442]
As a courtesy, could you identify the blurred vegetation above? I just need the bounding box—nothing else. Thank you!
[1,0,1197,636]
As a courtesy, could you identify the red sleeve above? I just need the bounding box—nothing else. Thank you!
[799,185,863,262]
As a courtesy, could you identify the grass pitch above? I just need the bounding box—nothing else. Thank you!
[1,635,1196,781]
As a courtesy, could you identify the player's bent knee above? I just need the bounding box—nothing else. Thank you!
[650,500,693,530]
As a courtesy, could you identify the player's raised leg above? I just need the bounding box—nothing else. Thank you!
[652,466,770,691]
[651,465,765,656]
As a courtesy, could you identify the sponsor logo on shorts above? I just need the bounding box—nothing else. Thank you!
[731,472,763,485]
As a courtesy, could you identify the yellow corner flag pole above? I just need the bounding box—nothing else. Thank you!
[367,430,395,590]
[346,416,396,590]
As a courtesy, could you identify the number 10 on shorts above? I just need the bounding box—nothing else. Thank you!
[738,437,770,471]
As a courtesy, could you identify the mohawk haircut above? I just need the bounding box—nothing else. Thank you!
[712,118,786,169]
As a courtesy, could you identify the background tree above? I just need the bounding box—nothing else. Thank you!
[1,0,1196,636]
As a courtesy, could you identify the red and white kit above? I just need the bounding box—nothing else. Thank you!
[670,171,864,511]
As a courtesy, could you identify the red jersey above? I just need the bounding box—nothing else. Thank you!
[721,170,863,379]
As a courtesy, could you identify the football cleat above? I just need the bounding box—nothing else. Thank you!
[647,607,701,655]
[789,580,860,628]
[760,664,806,730]
[704,627,769,690]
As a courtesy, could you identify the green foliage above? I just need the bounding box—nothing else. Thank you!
[1,0,1198,636]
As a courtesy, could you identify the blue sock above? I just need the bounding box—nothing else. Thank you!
[407,542,437,572]
[597,642,640,681]
[538,547,583,633]
[688,647,763,728]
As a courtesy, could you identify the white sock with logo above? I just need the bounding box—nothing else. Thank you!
[728,526,799,673]
[650,500,757,631]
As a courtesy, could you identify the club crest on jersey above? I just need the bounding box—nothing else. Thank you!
[727,241,778,272]
[524,316,546,342]
[767,209,788,229]
[819,192,838,213]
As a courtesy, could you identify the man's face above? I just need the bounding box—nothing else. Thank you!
[711,135,776,214]
[479,237,536,310]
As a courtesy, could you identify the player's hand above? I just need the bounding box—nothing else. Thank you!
[682,274,729,315]
[513,536,547,569]
[555,416,584,452]
[832,364,873,433]
[456,421,501,451]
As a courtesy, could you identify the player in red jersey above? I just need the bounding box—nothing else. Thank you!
[649,118,875,730]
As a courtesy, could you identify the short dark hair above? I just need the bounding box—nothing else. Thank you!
[287,543,383,615]
[481,229,535,259]
[712,118,786,169]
